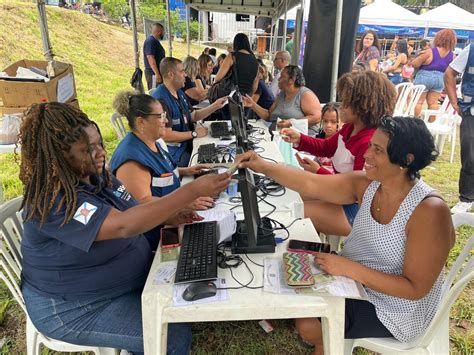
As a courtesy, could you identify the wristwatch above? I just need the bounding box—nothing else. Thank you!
[191,131,198,138]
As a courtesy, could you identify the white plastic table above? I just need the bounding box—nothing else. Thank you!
[141,215,345,354]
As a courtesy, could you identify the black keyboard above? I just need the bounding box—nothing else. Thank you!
[210,122,231,138]
[174,221,218,284]
[197,143,218,163]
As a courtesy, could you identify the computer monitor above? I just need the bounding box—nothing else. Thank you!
[228,95,250,151]
[231,149,275,254]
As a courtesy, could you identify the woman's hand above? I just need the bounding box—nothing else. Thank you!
[180,164,209,176]
[296,155,320,173]
[235,151,270,174]
[277,120,292,129]
[242,94,255,108]
[191,172,231,198]
[314,252,354,277]
[281,128,301,145]
[187,196,215,210]
[165,210,204,226]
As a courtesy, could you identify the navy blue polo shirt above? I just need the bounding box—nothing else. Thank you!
[21,175,153,301]
[152,84,194,163]
[143,35,165,74]
[256,79,275,111]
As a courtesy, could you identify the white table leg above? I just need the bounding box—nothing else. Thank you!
[321,297,345,354]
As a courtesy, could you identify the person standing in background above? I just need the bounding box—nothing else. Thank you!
[143,23,166,91]
[444,44,474,213]
[270,50,291,97]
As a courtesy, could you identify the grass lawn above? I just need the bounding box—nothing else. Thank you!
[0,1,472,353]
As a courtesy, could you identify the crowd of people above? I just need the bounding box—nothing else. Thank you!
[16,25,474,355]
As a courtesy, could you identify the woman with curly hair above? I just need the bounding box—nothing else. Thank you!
[19,102,230,354]
[237,116,454,354]
[281,71,397,236]
[411,29,457,117]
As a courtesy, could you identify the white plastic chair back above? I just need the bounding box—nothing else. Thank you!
[110,113,128,140]
[393,82,413,116]
[443,213,474,294]
[405,84,425,117]
[0,198,120,355]
[421,99,459,162]
[344,225,474,355]
[0,196,23,277]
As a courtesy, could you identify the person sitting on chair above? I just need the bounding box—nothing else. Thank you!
[110,91,216,250]
[281,71,397,237]
[19,102,230,354]
[236,116,455,354]
[152,57,228,167]
[183,56,208,106]
[243,65,321,129]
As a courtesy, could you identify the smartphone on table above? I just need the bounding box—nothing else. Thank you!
[160,227,180,249]
[287,239,331,254]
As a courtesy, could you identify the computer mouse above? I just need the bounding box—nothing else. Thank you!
[182,281,217,302]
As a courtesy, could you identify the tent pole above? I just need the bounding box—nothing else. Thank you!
[274,15,280,54]
[36,0,54,62]
[282,0,288,51]
[186,5,190,56]
[292,0,304,66]
[129,0,140,70]
[198,11,201,52]
[330,0,343,101]
[165,0,172,56]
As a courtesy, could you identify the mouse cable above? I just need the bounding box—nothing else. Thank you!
[189,152,199,166]
[259,155,278,164]
[243,251,264,268]
[216,244,263,290]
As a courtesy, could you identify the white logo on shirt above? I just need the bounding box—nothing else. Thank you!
[73,202,98,225]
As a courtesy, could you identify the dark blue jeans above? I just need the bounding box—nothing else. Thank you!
[22,286,192,355]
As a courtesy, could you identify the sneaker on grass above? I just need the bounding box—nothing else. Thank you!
[450,201,473,214]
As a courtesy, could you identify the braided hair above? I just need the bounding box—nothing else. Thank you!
[19,102,111,225]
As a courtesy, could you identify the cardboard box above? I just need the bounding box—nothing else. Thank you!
[0,60,77,108]
[0,99,80,117]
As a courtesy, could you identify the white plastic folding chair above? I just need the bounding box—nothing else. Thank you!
[404,84,426,117]
[110,112,128,140]
[393,82,413,116]
[0,197,120,355]
[344,215,474,355]
[421,99,460,163]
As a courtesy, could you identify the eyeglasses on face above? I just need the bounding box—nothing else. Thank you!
[146,112,167,121]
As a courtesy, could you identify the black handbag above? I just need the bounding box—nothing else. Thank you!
[207,53,239,103]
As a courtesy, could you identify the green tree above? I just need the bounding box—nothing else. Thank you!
[102,0,129,21]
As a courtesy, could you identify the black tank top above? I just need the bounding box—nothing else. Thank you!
[234,51,258,95]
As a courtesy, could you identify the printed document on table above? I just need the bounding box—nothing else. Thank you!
[172,278,229,306]
[264,256,368,299]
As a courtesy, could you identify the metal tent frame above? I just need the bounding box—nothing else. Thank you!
[35,0,344,98]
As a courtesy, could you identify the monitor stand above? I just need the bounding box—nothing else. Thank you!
[231,217,275,254]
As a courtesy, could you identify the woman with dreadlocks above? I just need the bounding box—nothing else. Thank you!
[19,102,230,354]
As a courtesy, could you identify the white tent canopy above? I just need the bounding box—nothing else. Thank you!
[359,0,424,28]
[418,2,474,31]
